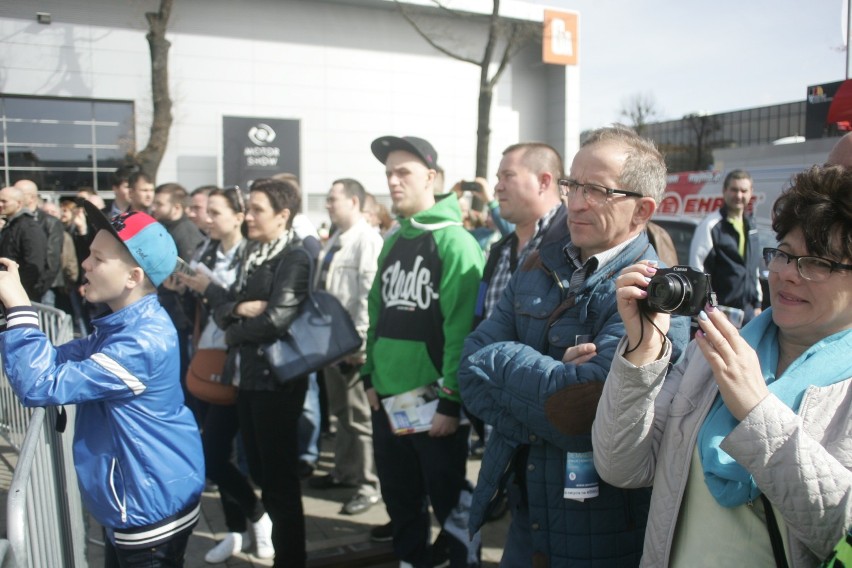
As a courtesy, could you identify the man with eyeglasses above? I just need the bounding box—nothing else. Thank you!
[458,125,690,567]
[688,169,762,328]
[308,178,384,517]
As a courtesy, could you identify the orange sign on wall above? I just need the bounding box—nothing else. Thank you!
[543,10,578,66]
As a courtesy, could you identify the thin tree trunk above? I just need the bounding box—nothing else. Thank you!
[136,0,174,180]
[476,84,493,178]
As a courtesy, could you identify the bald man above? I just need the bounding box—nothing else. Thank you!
[15,179,65,305]
[827,132,852,167]
[0,186,48,300]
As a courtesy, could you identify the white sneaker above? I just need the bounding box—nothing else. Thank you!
[252,513,274,559]
[205,532,244,563]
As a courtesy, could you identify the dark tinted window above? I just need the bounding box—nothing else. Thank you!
[1,95,134,195]
[652,219,699,268]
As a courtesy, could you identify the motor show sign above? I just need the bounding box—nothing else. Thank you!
[223,116,300,188]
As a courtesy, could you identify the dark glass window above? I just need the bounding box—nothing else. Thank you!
[1,95,135,194]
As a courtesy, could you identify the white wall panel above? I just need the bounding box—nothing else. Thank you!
[0,0,579,225]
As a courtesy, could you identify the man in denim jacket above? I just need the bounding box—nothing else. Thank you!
[459,125,690,567]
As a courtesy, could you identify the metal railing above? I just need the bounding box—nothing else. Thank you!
[0,303,86,567]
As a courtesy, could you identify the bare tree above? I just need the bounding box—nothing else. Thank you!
[134,0,174,180]
[619,92,659,136]
[396,0,538,177]
[684,112,721,171]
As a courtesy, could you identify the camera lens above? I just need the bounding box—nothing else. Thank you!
[646,273,692,313]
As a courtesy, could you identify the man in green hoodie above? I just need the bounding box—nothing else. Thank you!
[362,135,484,567]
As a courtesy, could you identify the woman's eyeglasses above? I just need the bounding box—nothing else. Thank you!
[762,247,852,282]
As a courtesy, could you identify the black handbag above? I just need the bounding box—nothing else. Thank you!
[262,247,362,384]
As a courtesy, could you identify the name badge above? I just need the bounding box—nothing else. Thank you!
[564,451,599,501]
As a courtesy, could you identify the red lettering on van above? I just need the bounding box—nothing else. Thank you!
[658,194,681,215]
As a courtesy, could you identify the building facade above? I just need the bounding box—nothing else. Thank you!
[0,0,580,224]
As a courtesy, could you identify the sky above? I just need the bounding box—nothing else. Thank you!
[545,0,847,131]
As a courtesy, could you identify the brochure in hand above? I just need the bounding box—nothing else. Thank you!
[382,384,441,435]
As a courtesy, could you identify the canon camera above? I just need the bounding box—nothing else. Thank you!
[641,265,717,317]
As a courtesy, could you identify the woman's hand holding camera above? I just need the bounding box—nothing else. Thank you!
[694,305,768,421]
[615,261,670,366]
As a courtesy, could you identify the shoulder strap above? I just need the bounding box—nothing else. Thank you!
[761,494,790,568]
[272,246,316,300]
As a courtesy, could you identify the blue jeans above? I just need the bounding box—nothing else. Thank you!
[297,372,320,465]
[103,529,190,568]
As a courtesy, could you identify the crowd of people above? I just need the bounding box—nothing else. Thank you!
[0,126,849,568]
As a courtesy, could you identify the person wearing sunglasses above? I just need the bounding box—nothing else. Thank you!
[459,125,690,567]
[593,164,852,567]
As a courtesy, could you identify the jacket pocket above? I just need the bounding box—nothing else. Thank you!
[109,457,128,524]
[514,292,555,321]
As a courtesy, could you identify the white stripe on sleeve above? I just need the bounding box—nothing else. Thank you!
[90,353,147,395]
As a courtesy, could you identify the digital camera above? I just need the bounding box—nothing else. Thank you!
[641,265,717,317]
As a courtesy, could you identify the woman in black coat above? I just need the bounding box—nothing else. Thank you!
[206,178,311,568]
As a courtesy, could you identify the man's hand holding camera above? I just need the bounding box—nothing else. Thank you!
[0,257,31,309]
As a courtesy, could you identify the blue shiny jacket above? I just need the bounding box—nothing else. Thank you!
[0,295,204,547]
[459,225,689,567]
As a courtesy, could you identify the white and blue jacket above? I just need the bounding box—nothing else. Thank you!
[0,294,204,549]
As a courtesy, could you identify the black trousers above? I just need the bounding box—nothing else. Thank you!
[238,379,308,568]
[372,406,480,568]
[202,402,264,533]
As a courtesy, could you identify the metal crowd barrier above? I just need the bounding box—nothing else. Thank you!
[0,303,86,567]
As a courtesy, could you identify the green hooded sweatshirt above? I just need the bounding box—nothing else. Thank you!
[362,194,484,417]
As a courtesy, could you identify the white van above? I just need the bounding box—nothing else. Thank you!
[650,136,841,308]
[652,136,840,257]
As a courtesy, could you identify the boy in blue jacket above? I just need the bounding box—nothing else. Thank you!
[0,201,204,567]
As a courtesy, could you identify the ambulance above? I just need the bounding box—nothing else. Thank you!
[652,136,840,264]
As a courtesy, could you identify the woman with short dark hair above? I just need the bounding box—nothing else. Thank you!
[203,178,312,567]
[592,164,852,567]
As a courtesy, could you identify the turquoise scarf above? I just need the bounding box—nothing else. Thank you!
[697,308,852,507]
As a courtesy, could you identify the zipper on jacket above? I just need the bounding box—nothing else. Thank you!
[109,458,128,524]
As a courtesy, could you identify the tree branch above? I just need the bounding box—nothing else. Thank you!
[395,0,479,65]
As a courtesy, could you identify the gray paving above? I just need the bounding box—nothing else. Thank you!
[14,433,508,567]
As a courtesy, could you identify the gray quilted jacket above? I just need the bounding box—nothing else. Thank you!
[592,338,852,568]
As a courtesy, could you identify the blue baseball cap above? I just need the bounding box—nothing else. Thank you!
[82,201,178,287]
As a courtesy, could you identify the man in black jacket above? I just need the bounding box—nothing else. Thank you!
[15,179,65,306]
[0,185,48,301]
[688,169,762,327]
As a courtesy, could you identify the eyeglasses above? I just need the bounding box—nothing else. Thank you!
[762,247,852,282]
[557,178,644,206]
